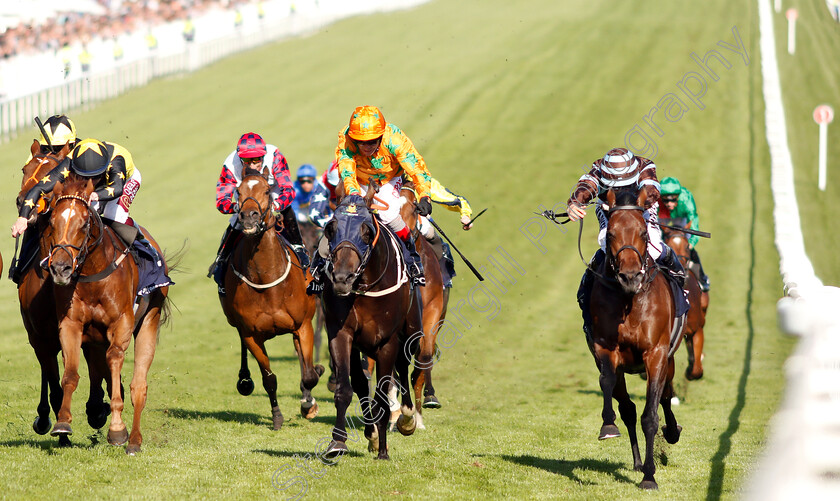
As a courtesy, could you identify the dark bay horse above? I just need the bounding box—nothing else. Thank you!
[41,175,169,454]
[17,140,110,446]
[588,188,684,489]
[399,182,448,427]
[661,219,707,380]
[220,166,323,429]
[321,187,420,459]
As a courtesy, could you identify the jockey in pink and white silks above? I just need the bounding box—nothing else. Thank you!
[565,147,686,337]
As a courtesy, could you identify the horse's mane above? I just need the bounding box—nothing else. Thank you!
[242,166,264,179]
[613,188,639,206]
[55,173,94,199]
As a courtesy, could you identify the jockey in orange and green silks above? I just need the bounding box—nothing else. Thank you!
[336,121,432,201]
[308,106,434,293]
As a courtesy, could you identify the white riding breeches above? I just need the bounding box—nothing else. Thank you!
[357,177,406,233]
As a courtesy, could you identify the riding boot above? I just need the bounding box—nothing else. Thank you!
[689,246,711,291]
[209,225,242,295]
[9,227,39,285]
[306,251,327,296]
[279,206,310,268]
[400,233,425,287]
[656,245,687,288]
[577,249,605,338]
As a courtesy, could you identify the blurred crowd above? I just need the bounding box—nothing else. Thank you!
[0,0,255,60]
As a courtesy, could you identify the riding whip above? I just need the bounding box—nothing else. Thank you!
[465,208,488,227]
[656,221,711,238]
[418,205,483,281]
[34,116,53,149]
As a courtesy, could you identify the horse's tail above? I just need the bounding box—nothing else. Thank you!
[157,239,188,327]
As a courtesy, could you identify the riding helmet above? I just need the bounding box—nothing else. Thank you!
[348,106,386,141]
[600,147,640,188]
[237,132,267,158]
[296,164,317,179]
[40,115,77,146]
[70,138,110,176]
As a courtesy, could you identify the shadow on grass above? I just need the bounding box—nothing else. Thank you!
[164,407,264,425]
[494,453,636,485]
[253,448,367,459]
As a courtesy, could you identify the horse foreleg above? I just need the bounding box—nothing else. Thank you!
[612,373,641,470]
[83,343,110,430]
[349,349,378,452]
[32,349,61,436]
[236,337,255,396]
[126,307,160,455]
[660,357,682,445]
[105,317,133,447]
[313,304,325,363]
[325,330,353,458]
[394,334,417,438]
[242,334,282,429]
[689,326,705,380]
[596,350,619,440]
[53,321,83,438]
[639,349,669,490]
[293,321,324,420]
[372,338,399,460]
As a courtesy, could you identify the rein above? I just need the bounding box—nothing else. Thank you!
[47,195,130,283]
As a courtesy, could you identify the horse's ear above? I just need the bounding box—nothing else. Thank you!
[363,188,376,208]
[324,219,336,242]
[86,178,95,197]
[60,143,71,156]
[30,140,39,155]
[262,165,270,179]
[637,187,648,207]
[335,179,345,204]
[605,189,617,207]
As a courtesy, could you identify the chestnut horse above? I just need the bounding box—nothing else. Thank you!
[661,219,708,380]
[321,187,420,459]
[588,188,683,489]
[220,166,323,429]
[399,183,448,425]
[41,175,169,454]
[17,140,111,446]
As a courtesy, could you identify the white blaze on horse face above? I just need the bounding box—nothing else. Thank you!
[245,178,261,191]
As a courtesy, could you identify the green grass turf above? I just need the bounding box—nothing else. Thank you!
[2,0,832,498]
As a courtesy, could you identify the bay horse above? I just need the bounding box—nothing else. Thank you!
[321,186,420,459]
[41,175,170,454]
[17,140,111,446]
[399,182,448,426]
[220,166,323,429]
[588,188,684,489]
[299,219,327,365]
[660,219,708,380]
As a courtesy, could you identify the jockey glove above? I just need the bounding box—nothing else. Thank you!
[417,196,433,217]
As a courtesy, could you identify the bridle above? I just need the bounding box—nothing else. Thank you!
[605,203,656,287]
[326,209,390,294]
[45,195,104,280]
[237,187,272,235]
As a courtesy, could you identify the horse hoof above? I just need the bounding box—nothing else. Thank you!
[685,369,704,381]
[86,401,110,430]
[33,416,52,435]
[126,444,141,456]
[374,452,390,460]
[271,407,284,430]
[422,395,441,409]
[368,436,379,453]
[108,427,129,446]
[396,414,416,436]
[324,440,347,459]
[237,378,255,396]
[58,435,72,447]
[598,424,620,440]
[639,479,659,490]
[50,421,73,437]
[327,375,337,393]
[662,424,682,444]
[301,402,319,420]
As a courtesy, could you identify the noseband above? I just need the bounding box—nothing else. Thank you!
[237,192,272,234]
[327,212,386,293]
